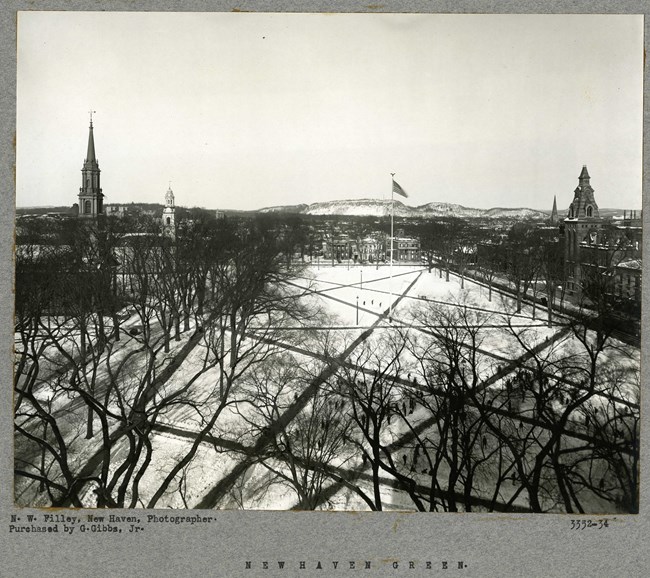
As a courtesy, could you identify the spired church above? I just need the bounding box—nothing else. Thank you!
[75,116,175,236]
[77,115,103,218]
[563,165,602,293]
[561,165,642,306]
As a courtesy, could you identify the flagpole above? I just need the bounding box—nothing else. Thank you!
[389,173,395,321]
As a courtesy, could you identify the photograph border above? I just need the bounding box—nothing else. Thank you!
[2,2,648,576]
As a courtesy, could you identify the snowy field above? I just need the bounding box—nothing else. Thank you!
[15,262,640,512]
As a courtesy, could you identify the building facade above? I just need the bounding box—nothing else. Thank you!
[388,235,421,262]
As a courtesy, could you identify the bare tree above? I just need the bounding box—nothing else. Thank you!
[406,295,501,511]
[234,354,360,509]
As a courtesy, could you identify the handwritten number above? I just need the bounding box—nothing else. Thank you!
[570,519,610,530]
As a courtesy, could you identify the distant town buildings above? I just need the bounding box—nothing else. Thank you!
[105,204,128,218]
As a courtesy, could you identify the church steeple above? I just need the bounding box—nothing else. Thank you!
[162,183,176,239]
[567,165,599,220]
[550,195,558,224]
[78,112,104,218]
[86,119,96,163]
[563,165,604,295]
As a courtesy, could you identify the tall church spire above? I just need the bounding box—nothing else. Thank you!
[86,118,96,163]
[550,195,558,224]
[78,112,104,218]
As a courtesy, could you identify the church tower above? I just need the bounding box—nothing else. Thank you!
[78,113,104,217]
[564,165,603,293]
[568,165,599,220]
[162,185,176,239]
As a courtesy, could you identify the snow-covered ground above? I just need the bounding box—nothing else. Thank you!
[15,263,640,513]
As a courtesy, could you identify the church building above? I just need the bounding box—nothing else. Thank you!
[78,114,104,217]
[563,165,603,293]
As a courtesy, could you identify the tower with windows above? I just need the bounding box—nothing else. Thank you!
[78,113,104,217]
[563,165,603,292]
[162,185,176,238]
[568,165,599,220]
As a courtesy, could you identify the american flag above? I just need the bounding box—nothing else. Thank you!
[392,179,408,198]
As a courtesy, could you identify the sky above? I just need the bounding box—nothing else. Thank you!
[16,12,643,212]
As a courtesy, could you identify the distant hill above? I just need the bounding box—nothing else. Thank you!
[540,207,638,219]
[16,206,74,216]
[258,203,309,214]
[18,200,635,221]
[259,199,549,219]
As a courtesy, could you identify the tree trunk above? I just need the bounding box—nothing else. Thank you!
[371,453,382,511]
[112,313,120,341]
[86,405,94,439]
[80,321,87,361]
[97,312,106,353]
[230,311,237,368]
[219,314,225,399]
[447,414,459,512]
[464,469,474,512]
[531,295,536,320]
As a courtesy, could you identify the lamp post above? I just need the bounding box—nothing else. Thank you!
[360,269,363,290]
[356,295,359,326]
